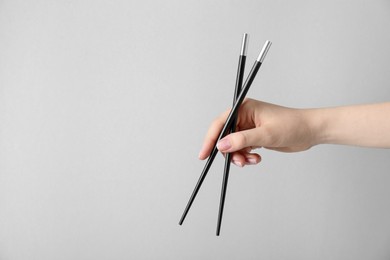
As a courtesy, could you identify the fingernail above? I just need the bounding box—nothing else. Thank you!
[247,158,258,165]
[232,160,244,167]
[217,139,231,151]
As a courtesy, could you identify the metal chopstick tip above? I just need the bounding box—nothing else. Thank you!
[257,40,272,63]
[240,33,249,56]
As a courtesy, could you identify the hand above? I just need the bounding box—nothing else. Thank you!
[198,98,316,167]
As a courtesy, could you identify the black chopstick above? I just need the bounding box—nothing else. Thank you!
[216,33,249,236]
[179,39,272,228]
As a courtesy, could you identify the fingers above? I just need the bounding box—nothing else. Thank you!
[230,151,261,167]
[217,128,266,153]
[198,109,231,160]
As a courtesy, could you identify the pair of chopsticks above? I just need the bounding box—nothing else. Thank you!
[179,34,272,236]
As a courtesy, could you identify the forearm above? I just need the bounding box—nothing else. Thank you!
[307,102,390,148]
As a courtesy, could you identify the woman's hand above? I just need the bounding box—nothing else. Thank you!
[198,99,316,167]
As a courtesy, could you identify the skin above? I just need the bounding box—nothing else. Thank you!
[198,98,390,167]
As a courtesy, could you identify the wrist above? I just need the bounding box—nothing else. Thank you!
[302,108,331,146]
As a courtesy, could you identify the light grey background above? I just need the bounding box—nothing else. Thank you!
[1,0,390,259]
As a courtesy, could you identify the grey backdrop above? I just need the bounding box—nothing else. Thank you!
[1,1,390,259]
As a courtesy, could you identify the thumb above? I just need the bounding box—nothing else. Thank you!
[217,128,265,153]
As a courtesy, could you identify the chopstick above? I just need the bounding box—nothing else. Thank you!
[216,33,249,236]
[179,39,272,231]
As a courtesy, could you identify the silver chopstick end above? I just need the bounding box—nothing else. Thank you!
[257,40,272,63]
[240,33,249,56]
